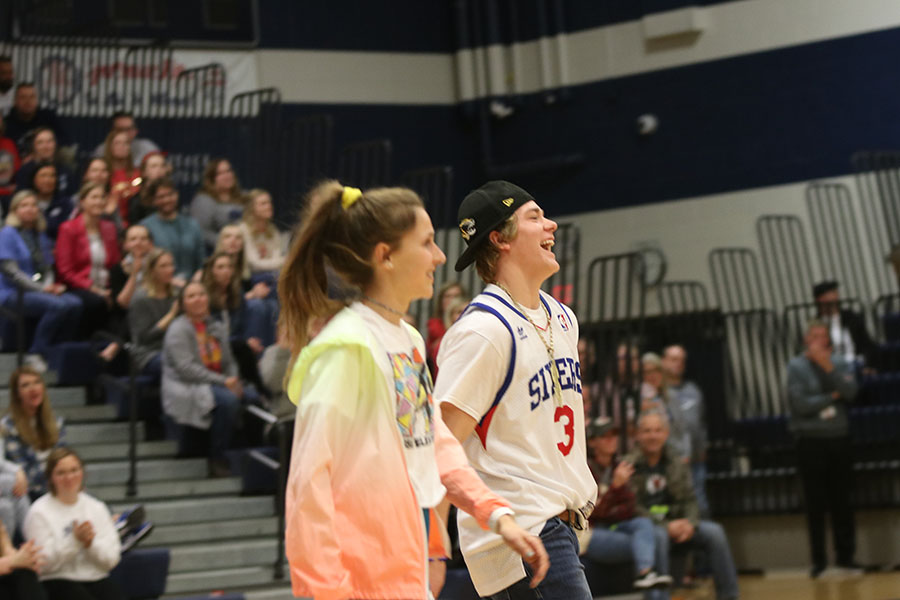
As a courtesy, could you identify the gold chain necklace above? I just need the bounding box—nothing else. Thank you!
[496,283,563,406]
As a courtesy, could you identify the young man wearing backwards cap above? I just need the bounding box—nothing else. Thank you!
[435,180,598,599]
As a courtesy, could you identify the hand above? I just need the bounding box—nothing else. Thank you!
[249,282,270,299]
[131,253,144,274]
[496,515,549,588]
[611,461,634,489]
[428,560,447,599]
[667,519,694,543]
[166,299,180,318]
[246,337,264,355]
[73,520,95,548]
[171,276,187,289]
[10,539,44,572]
[806,343,833,372]
[224,376,243,398]
[12,469,27,497]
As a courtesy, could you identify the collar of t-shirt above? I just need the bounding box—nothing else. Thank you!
[489,285,549,331]
[351,301,415,354]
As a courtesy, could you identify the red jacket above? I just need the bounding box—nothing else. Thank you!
[55,214,120,290]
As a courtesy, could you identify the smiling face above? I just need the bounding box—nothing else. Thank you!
[182,282,209,320]
[80,185,106,218]
[142,154,167,181]
[504,201,559,281]
[124,225,152,257]
[211,255,234,288]
[84,158,110,186]
[153,184,178,216]
[50,454,83,499]
[636,412,669,458]
[14,194,39,228]
[152,252,175,286]
[33,129,56,161]
[33,165,57,196]
[383,207,446,305]
[16,372,45,417]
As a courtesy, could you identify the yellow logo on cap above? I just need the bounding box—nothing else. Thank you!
[502,197,514,207]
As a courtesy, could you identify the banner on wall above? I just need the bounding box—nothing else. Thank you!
[22,47,259,116]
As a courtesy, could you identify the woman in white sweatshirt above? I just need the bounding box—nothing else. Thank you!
[24,448,124,600]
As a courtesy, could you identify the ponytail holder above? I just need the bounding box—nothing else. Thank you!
[341,186,362,210]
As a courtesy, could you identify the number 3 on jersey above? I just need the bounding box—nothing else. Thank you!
[554,405,574,456]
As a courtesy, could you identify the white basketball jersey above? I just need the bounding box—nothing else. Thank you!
[434,284,597,595]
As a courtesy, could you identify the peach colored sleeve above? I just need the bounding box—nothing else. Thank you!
[434,402,510,531]
[285,349,359,600]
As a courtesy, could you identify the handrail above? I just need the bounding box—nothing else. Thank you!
[0,285,27,368]
[243,403,292,580]
[92,340,139,498]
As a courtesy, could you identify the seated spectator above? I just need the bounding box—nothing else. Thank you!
[0,190,82,372]
[55,182,120,339]
[813,281,878,370]
[140,178,205,283]
[202,251,268,392]
[584,417,672,594]
[92,111,160,168]
[190,158,245,250]
[787,318,859,578]
[239,189,286,283]
[0,56,13,116]
[4,83,69,152]
[162,282,243,477]
[216,224,276,324]
[599,343,641,441]
[0,458,29,541]
[258,325,293,421]
[102,129,140,226]
[128,248,178,380]
[0,113,20,201]
[626,411,739,600]
[27,161,73,239]
[662,345,709,518]
[111,224,154,311]
[426,281,466,372]
[23,448,125,600]
[127,151,169,225]
[0,520,46,600]
[641,353,690,463]
[1,367,66,500]
[14,128,75,198]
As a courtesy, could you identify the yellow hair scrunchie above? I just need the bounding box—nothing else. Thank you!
[341,186,362,210]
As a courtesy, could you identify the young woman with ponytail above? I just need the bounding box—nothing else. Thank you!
[279,181,548,600]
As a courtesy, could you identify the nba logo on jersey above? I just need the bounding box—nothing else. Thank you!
[516,326,528,340]
[557,314,570,331]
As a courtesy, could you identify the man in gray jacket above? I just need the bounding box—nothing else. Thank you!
[787,319,859,578]
[662,345,709,517]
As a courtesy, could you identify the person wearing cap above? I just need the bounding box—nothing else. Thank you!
[584,417,673,595]
[436,180,597,599]
[787,318,860,578]
[812,280,877,370]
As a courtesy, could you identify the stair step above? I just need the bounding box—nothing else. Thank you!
[56,404,118,422]
[73,440,178,462]
[92,477,243,503]
[0,355,57,386]
[0,385,85,407]
[66,421,144,444]
[163,565,278,596]
[245,587,297,600]
[111,496,275,525]
[145,517,278,547]
[85,458,207,486]
[168,538,280,573]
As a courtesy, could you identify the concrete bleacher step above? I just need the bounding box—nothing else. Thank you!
[244,587,296,600]
[67,421,145,444]
[111,496,276,526]
[145,516,279,547]
[92,476,243,503]
[85,457,207,486]
[168,538,280,573]
[162,566,280,596]
[0,385,85,407]
[73,439,178,462]
[54,403,119,422]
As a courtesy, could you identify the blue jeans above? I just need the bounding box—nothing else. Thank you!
[5,291,82,355]
[209,384,240,460]
[488,517,592,600]
[141,353,162,380]
[691,462,710,518]
[587,518,670,600]
[244,297,277,347]
[657,521,739,600]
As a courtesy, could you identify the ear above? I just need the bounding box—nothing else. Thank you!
[372,241,393,268]
[488,230,511,252]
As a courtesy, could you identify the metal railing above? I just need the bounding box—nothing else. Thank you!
[0,286,27,368]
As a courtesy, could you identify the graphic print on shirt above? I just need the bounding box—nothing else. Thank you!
[390,347,435,449]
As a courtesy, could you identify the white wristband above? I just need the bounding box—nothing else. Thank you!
[489,507,515,533]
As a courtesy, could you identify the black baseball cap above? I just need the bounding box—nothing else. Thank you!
[454,180,534,272]
[812,280,838,299]
[586,416,619,439]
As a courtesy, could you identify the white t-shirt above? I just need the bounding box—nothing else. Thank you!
[24,492,121,581]
[352,302,445,509]
[435,284,597,595]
